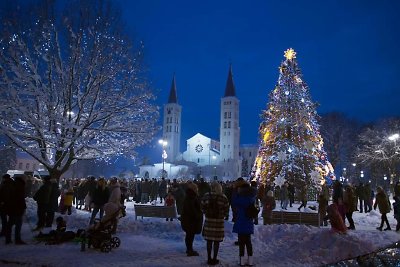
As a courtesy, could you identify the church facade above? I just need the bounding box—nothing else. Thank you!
[139,66,258,181]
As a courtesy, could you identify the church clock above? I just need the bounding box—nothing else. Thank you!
[195,144,203,153]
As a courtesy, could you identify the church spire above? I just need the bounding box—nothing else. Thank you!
[168,74,178,104]
[224,64,236,97]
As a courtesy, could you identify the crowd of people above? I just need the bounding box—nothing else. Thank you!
[1,173,400,266]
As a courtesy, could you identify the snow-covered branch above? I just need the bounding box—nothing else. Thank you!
[0,0,159,179]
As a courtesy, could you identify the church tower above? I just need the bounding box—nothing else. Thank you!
[219,65,241,180]
[162,75,181,163]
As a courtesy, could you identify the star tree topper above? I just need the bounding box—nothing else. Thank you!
[284,48,296,60]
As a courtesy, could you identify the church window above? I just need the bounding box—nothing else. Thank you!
[228,112,231,118]
[197,158,200,163]
[224,112,227,119]
[167,108,171,114]
[228,121,231,128]
[224,122,227,128]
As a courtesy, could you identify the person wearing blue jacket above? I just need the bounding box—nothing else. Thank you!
[232,181,257,266]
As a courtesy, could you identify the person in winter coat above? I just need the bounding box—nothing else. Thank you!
[223,182,233,220]
[231,178,247,223]
[180,181,203,257]
[364,182,373,212]
[280,182,289,210]
[84,176,97,212]
[33,177,53,230]
[261,190,276,225]
[297,184,308,211]
[332,180,344,205]
[343,185,356,230]
[75,180,87,210]
[0,174,13,237]
[288,182,295,207]
[46,179,61,227]
[232,182,257,267]
[159,178,168,204]
[141,179,151,204]
[356,183,365,213]
[197,178,211,200]
[393,195,400,231]
[107,178,122,233]
[374,186,391,231]
[173,183,185,217]
[5,175,27,244]
[201,181,229,265]
[89,178,110,225]
[150,179,159,203]
[317,193,328,227]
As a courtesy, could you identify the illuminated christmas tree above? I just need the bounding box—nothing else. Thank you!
[253,48,335,190]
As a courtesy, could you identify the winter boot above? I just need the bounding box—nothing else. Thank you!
[239,256,245,266]
[248,256,254,266]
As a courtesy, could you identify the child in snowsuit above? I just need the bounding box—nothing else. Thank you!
[165,191,176,221]
[317,193,328,226]
[61,188,74,215]
[36,217,75,244]
[261,190,276,225]
[326,203,347,234]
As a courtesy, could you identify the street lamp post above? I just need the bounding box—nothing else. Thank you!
[212,155,217,179]
[159,139,168,179]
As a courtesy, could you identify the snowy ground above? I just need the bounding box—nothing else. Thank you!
[0,198,399,267]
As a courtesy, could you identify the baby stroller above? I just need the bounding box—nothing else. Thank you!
[80,205,126,253]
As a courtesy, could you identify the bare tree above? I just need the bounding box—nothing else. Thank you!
[0,0,159,180]
[356,118,400,183]
[0,136,16,174]
[319,112,360,170]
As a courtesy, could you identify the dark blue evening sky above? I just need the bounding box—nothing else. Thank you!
[120,0,400,158]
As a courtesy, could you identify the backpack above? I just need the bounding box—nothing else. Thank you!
[246,201,260,219]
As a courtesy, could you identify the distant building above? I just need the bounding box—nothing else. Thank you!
[139,66,257,181]
[13,151,42,172]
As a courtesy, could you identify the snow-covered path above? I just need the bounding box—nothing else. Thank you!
[0,199,399,267]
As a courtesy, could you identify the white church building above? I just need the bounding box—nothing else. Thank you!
[139,66,258,181]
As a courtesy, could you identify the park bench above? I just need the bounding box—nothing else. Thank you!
[134,204,177,220]
[271,210,320,227]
